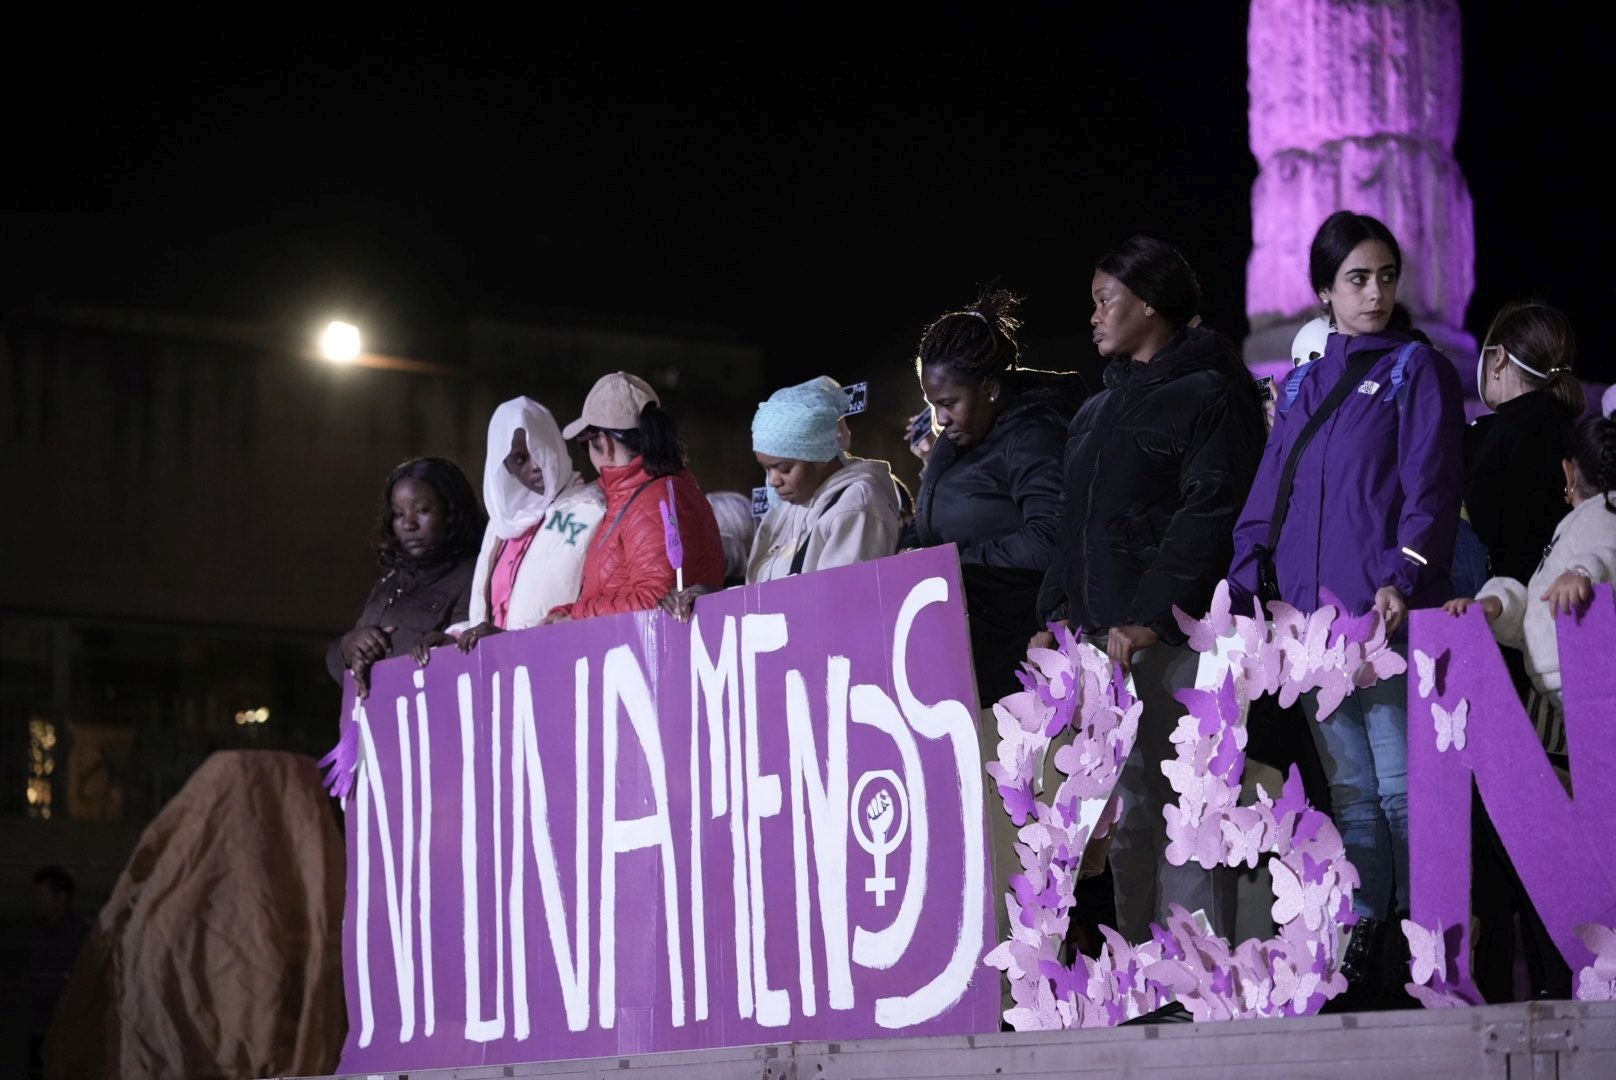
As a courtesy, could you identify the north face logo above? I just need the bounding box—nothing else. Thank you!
[547,511,590,545]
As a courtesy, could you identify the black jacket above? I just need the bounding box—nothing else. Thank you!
[914,368,1087,570]
[326,555,477,684]
[1464,389,1574,585]
[914,368,1087,705]
[1043,326,1264,644]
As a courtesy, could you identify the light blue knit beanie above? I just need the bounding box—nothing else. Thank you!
[752,378,845,462]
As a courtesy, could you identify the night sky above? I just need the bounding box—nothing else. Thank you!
[6,2,1613,383]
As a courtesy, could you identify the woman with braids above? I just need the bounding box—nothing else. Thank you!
[912,288,1084,1012]
[1036,236,1266,944]
[547,371,725,622]
[1456,302,1586,594]
[1229,211,1465,1006]
[327,457,485,697]
[911,288,1086,707]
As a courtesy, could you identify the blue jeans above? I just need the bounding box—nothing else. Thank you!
[1303,674,1409,919]
[1451,517,1490,599]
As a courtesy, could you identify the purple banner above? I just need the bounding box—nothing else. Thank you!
[337,546,999,1072]
[1409,585,1616,994]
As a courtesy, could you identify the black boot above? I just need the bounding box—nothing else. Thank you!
[1321,917,1384,1013]
[1376,912,1418,1009]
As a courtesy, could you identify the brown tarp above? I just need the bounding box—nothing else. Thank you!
[45,750,345,1080]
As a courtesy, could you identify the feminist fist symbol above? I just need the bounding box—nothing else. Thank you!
[851,770,908,907]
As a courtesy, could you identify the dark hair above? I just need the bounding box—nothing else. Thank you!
[1568,415,1616,514]
[1484,301,1583,416]
[915,287,1022,386]
[33,864,74,897]
[1386,304,1434,348]
[1095,236,1201,328]
[373,456,486,569]
[1309,211,1402,297]
[594,401,687,479]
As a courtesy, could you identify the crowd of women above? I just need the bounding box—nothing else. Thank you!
[327,210,1616,1012]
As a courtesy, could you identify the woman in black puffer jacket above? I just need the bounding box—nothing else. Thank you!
[911,288,1085,1002]
[911,288,1087,708]
[1037,236,1265,945]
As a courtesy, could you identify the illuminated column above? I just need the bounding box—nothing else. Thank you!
[1244,0,1475,366]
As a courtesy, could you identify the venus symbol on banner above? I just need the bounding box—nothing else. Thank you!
[851,770,909,907]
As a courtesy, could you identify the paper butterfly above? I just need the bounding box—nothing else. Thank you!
[1433,699,1468,752]
[1414,649,1437,699]
[1575,923,1616,1001]
[1271,856,1332,929]
[1269,954,1322,1015]
[1401,919,1447,987]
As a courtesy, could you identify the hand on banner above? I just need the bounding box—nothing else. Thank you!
[340,625,394,670]
[411,630,452,666]
[1442,596,1501,622]
[1543,569,1594,617]
[659,584,716,623]
[1373,586,1408,637]
[1106,624,1158,673]
[455,621,503,652]
[541,610,572,626]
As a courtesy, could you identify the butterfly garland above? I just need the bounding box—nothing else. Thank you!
[986,581,1400,1028]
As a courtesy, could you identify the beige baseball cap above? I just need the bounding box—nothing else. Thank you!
[562,371,661,440]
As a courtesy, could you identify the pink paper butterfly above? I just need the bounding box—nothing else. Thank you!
[1575,923,1616,1001]
[1401,919,1447,986]
[1413,649,1438,699]
[1433,699,1468,752]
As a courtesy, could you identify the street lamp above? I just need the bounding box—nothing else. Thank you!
[320,320,362,363]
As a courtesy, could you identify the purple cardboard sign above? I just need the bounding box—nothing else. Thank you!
[1408,585,1616,997]
[337,546,998,1072]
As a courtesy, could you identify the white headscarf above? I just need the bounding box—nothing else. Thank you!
[483,397,578,541]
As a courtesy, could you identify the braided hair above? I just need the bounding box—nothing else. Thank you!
[1569,415,1616,515]
[915,288,1023,387]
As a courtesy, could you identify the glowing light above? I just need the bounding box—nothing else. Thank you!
[320,321,362,363]
[27,719,55,819]
[234,707,271,726]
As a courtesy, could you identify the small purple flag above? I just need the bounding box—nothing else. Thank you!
[659,478,684,590]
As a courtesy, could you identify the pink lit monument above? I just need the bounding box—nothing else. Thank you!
[1244,0,1476,372]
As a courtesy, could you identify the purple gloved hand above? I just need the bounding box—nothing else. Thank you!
[318,716,360,800]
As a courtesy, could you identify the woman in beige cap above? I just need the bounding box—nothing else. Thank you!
[545,371,725,621]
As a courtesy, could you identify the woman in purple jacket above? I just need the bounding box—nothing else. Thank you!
[1227,211,1464,1005]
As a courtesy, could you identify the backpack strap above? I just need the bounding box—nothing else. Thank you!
[1382,341,1421,408]
[788,486,850,576]
[1255,348,1382,602]
[596,479,658,549]
[1280,360,1321,414]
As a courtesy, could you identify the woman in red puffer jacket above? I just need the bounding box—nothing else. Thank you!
[545,372,725,622]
